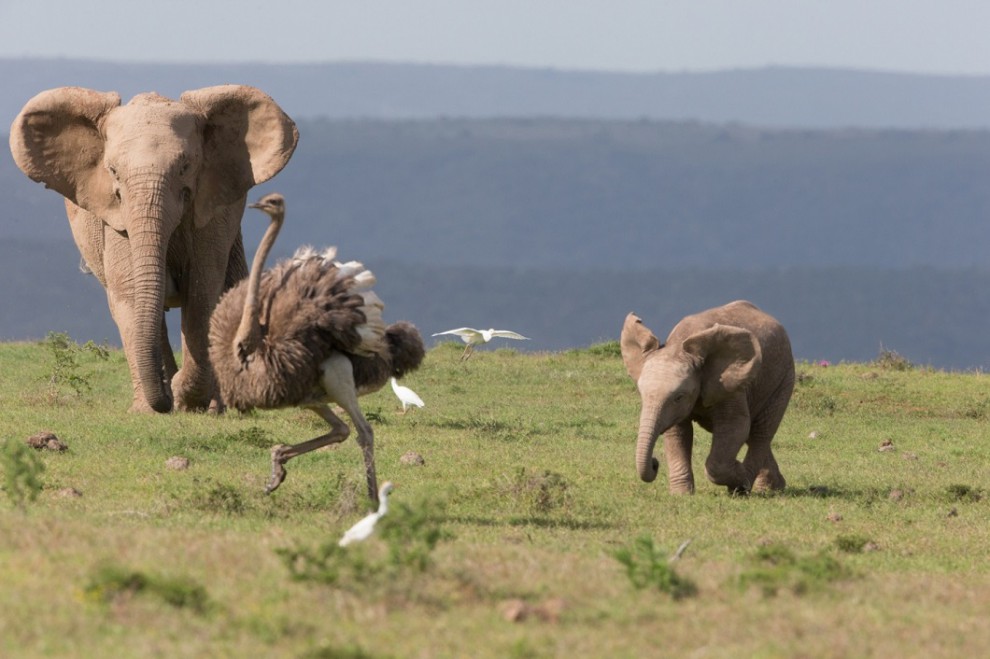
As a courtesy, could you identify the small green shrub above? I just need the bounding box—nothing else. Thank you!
[84,563,211,613]
[300,646,379,659]
[276,494,448,590]
[191,480,247,515]
[504,467,571,514]
[1,438,45,508]
[835,534,872,554]
[612,536,697,599]
[737,543,849,597]
[40,331,110,404]
[570,341,621,357]
[215,426,273,449]
[944,484,983,502]
[873,346,913,371]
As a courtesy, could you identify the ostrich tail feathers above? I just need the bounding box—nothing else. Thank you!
[386,321,426,378]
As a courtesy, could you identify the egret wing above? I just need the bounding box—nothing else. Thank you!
[339,512,379,547]
[402,387,425,407]
[432,327,479,337]
[490,330,530,340]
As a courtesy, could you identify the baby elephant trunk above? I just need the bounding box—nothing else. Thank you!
[636,406,663,482]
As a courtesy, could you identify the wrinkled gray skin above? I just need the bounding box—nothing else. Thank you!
[9,85,298,412]
[621,300,794,494]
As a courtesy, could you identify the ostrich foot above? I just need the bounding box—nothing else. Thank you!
[266,444,289,494]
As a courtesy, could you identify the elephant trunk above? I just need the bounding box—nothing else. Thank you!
[127,184,174,413]
[636,405,663,483]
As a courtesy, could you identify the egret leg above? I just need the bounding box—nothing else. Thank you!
[266,403,350,494]
[460,344,474,361]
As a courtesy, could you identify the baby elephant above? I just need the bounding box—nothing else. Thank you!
[621,300,794,494]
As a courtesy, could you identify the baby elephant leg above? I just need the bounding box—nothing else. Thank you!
[743,397,791,492]
[705,402,752,494]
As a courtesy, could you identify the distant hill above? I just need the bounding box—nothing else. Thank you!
[5,116,990,369]
[3,238,990,370]
[7,118,989,271]
[4,58,990,129]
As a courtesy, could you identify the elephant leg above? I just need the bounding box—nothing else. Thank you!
[172,252,228,411]
[745,419,790,492]
[172,218,244,412]
[663,421,695,494]
[705,399,752,494]
[744,376,793,492]
[172,301,217,411]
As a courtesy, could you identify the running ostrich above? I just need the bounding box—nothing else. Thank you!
[208,193,425,502]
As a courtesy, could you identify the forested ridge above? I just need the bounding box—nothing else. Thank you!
[4,117,990,368]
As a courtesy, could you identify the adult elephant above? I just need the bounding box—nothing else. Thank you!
[10,85,299,412]
[620,300,794,494]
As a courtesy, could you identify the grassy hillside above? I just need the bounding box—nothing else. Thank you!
[1,339,988,657]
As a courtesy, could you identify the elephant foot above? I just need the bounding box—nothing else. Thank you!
[265,444,289,494]
[751,468,786,494]
[171,367,215,412]
[667,479,696,495]
[173,391,214,413]
[128,393,173,414]
[705,461,750,495]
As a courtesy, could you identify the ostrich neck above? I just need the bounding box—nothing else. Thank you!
[234,214,283,357]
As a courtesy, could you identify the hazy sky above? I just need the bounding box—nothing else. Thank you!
[2,1,990,75]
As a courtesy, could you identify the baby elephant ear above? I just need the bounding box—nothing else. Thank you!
[682,324,762,407]
[620,313,661,382]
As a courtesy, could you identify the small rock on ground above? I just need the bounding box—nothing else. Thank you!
[399,451,425,466]
[26,431,67,452]
[165,456,190,470]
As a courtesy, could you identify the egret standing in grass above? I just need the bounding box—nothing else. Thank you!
[339,481,395,547]
[390,377,424,414]
[431,327,530,360]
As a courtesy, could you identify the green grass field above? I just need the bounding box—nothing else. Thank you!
[1,338,989,658]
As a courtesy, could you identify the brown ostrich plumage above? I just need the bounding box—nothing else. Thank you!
[208,193,425,502]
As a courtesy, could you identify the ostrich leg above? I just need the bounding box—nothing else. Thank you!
[266,404,350,494]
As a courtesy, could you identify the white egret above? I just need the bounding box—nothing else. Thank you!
[390,377,425,414]
[431,327,530,360]
[339,481,395,547]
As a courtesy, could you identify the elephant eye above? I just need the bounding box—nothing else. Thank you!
[178,161,190,176]
[107,164,118,178]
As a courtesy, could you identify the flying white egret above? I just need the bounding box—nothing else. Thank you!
[390,377,425,414]
[431,327,530,360]
[339,481,395,547]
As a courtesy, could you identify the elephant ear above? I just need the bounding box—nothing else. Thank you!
[620,312,662,382]
[180,85,299,227]
[681,323,761,407]
[9,87,123,228]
